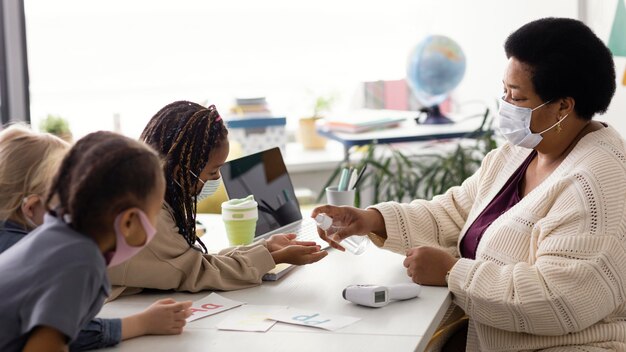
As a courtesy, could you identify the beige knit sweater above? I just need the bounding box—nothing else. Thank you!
[371,125,626,351]
[107,203,276,301]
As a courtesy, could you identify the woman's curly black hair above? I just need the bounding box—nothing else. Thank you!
[505,17,616,120]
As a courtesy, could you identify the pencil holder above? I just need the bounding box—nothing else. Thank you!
[325,186,356,206]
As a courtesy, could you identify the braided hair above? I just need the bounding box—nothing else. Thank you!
[140,101,228,253]
[45,131,163,236]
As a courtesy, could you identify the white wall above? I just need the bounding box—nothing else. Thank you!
[25,0,624,138]
[585,0,626,136]
[422,0,625,136]
[24,0,431,138]
[24,0,583,139]
[407,0,577,115]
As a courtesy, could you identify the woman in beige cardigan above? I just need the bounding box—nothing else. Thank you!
[108,101,327,300]
[313,18,626,351]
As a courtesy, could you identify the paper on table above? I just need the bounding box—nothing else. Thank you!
[217,305,287,332]
[187,293,245,323]
[267,307,360,331]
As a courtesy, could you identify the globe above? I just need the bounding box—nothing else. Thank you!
[407,35,466,124]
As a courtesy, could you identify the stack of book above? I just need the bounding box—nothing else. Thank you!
[318,109,409,134]
[224,97,287,155]
[229,97,272,117]
[363,79,420,111]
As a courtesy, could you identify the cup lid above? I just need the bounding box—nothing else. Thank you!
[222,194,258,210]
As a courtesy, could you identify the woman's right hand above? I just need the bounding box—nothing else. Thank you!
[310,205,386,251]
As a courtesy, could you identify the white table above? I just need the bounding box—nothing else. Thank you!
[99,215,451,352]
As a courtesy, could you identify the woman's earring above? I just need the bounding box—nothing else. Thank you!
[556,116,563,134]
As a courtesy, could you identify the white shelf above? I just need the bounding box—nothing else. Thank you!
[284,140,345,173]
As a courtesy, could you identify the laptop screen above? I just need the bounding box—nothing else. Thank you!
[221,147,302,238]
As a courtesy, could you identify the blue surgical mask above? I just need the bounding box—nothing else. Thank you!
[498,98,567,149]
[190,171,221,201]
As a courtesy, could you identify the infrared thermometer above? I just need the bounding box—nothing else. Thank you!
[342,283,422,308]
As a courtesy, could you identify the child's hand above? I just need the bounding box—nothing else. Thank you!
[270,244,328,265]
[266,233,317,252]
[137,298,193,335]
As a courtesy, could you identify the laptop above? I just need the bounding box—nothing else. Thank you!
[221,147,329,265]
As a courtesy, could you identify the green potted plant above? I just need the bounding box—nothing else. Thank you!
[318,107,497,206]
[40,114,73,143]
[297,95,336,150]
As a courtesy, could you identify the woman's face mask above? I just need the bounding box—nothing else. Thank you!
[498,98,568,149]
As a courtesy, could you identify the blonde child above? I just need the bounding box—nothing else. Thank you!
[0,130,191,351]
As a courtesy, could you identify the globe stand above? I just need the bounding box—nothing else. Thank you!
[416,105,454,125]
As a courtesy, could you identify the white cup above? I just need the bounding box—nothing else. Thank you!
[325,186,355,206]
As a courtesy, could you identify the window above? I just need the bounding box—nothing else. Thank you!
[25,0,577,138]
[1,0,30,126]
[0,21,6,125]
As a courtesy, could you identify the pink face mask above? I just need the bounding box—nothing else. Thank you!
[107,210,157,267]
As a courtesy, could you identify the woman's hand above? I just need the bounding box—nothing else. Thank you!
[403,246,458,286]
[270,244,328,265]
[266,233,318,252]
[310,205,386,251]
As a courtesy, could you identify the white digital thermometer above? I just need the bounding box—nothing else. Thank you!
[342,283,422,308]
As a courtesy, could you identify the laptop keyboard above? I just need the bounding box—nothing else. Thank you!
[280,218,329,249]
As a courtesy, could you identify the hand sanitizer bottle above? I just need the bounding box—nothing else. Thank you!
[315,213,369,255]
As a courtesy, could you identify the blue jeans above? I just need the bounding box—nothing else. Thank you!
[70,318,122,351]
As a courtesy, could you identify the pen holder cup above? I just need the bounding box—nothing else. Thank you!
[325,186,356,206]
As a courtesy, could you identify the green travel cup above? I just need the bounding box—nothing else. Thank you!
[221,195,258,246]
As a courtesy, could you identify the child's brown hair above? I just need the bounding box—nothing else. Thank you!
[140,101,227,253]
[45,131,163,235]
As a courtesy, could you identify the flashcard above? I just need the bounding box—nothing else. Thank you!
[267,307,360,331]
[216,305,287,332]
[186,293,245,323]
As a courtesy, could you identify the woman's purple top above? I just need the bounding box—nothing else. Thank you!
[459,151,536,259]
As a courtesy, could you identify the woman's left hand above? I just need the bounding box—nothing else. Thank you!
[266,233,318,252]
[403,246,458,286]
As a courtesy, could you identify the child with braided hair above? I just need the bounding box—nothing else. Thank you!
[107,101,327,299]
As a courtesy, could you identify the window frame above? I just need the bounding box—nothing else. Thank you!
[0,0,30,125]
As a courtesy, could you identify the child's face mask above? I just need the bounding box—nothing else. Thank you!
[174,171,221,201]
[107,209,157,267]
[21,195,43,230]
[192,173,221,201]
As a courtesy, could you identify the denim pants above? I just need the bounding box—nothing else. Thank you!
[70,318,122,351]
